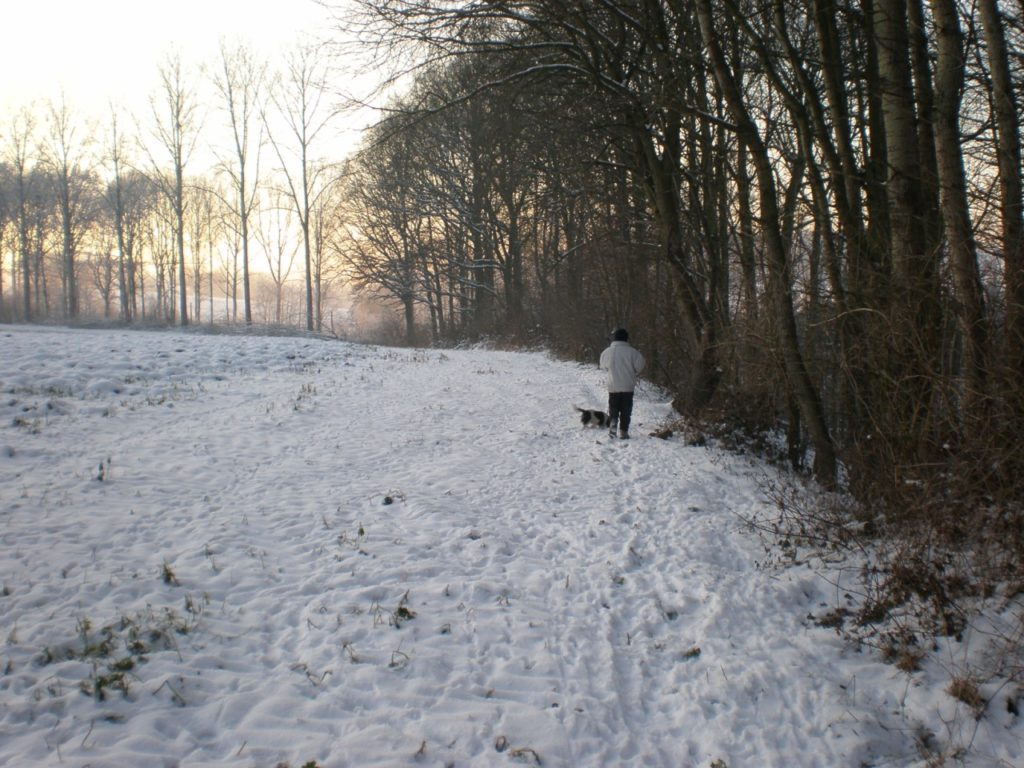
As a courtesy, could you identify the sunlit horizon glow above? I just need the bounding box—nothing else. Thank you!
[1,0,333,119]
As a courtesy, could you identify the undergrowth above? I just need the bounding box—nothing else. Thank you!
[733,465,1024,723]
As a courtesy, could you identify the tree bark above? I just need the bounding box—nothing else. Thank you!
[930,0,990,420]
[874,0,942,448]
[109,116,131,322]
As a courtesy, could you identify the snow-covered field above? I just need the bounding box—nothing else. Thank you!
[0,325,1019,767]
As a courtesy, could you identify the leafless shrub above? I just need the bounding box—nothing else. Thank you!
[947,675,986,717]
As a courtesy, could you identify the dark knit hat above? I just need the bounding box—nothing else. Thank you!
[612,328,629,342]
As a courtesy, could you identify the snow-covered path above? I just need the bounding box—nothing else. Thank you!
[1,326,1018,767]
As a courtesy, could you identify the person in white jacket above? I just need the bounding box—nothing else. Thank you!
[599,328,645,439]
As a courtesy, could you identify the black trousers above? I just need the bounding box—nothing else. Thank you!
[607,391,634,432]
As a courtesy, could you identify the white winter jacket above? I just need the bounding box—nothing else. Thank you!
[599,341,645,393]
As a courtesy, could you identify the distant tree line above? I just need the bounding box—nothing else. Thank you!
[336,0,1024,590]
[0,44,350,332]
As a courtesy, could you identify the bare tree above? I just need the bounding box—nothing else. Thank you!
[43,96,98,319]
[87,228,118,318]
[147,194,179,321]
[0,169,9,319]
[103,106,161,323]
[219,214,242,322]
[265,42,339,332]
[211,40,266,326]
[930,0,991,423]
[309,175,348,331]
[254,189,299,324]
[108,165,157,323]
[341,131,425,345]
[4,109,37,320]
[186,181,219,322]
[144,53,202,326]
[873,0,944,448]
[105,107,134,321]
[978,0,1024,382]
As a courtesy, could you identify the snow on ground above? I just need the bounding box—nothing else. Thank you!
[0,325,1020,768]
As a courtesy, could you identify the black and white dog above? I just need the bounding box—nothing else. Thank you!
[575,406,609,428]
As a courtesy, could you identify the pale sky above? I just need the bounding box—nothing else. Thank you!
[1,0,335,116]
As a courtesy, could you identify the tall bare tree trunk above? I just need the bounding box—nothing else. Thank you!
[811,0,868,269]
[148,54,198,327]
[214,41,266,328]
[109,113,131,321]
[7,112,35,321]
[734,144,758,321]
[874,0,942,450]
[19,201,31,321]
[266,43,333,332]
[978,0,1024,380]
[45,98,88,320]
[907,0,943,259]
[175,162,188,326]
[930,0,990,422]
[861,0,892,296]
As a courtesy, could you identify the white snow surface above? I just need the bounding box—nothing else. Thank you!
[0,325,1020,768]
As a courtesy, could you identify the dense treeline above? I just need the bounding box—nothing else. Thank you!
[0,159,346,329]
[338,0,1024,637]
